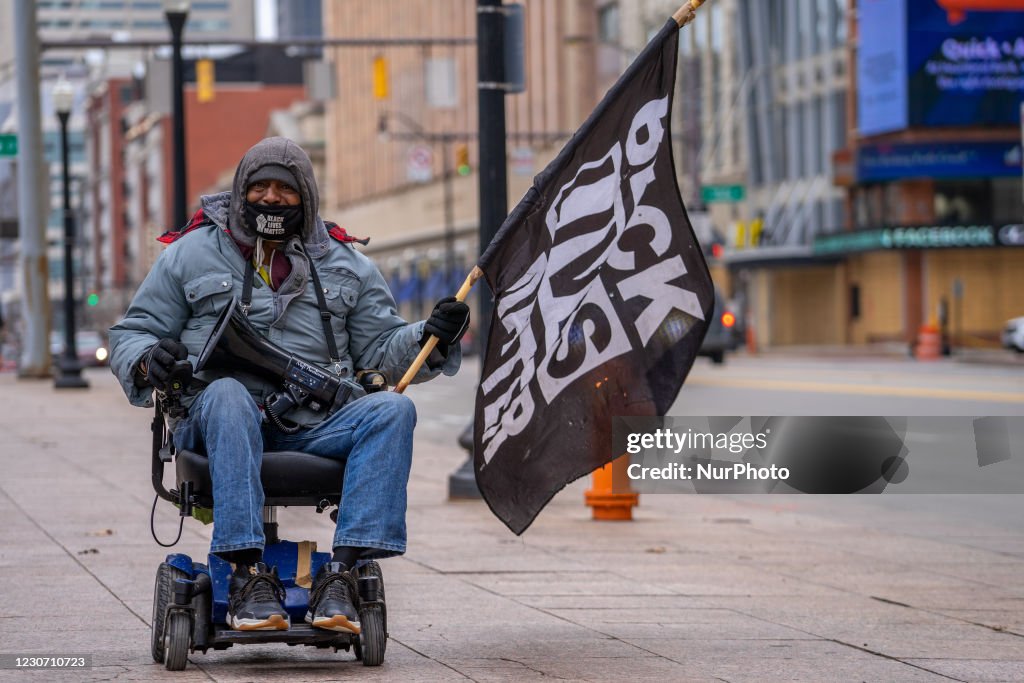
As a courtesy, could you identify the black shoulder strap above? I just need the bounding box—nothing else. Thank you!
[241,259,255,315]
[240,251,342,371]
[303,250,341,368]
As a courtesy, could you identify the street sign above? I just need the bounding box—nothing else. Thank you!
[407,145,433,183]
[0,134,16,157]
[701,184,745,203]
[510,146,534,176]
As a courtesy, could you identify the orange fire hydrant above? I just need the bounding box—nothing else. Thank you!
[584,454,639,520]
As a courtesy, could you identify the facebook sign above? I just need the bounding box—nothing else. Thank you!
[858,0,1024,135]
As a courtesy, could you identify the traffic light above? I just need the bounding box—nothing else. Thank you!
[196,59,215,103]
[87,293,99,307]
[372,56,389,100]
[455,144,471,176]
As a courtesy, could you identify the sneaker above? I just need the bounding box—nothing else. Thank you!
[305,561,360,634]
[227,562,290,631]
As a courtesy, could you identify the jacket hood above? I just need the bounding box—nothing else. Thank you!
[228,137,329,258]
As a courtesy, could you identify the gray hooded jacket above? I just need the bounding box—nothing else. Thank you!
[109,137,459,427]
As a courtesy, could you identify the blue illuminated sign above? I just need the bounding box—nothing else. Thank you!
[857,0,1024,133]
[858,141,1023,181]
[908,1,1024,127]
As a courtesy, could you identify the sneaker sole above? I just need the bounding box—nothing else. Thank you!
[229,613,290,631]
[305,612,361,634]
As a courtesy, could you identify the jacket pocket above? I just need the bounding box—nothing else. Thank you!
[184,272,234,317]
[319,268,361,319]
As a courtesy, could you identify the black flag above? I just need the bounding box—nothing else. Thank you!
[473,19,715,535]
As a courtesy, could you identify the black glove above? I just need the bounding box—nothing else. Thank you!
[134,338,190,391]
[422,296,470,349]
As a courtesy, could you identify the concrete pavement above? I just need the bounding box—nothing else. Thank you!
[1,360,1022,682]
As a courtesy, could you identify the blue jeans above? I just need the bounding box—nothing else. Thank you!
[172,378,416,559]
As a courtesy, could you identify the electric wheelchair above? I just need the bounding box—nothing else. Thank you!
[148,392,388,671]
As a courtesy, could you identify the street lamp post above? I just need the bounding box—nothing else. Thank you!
[164,0,190,231]
[53,77,88,389]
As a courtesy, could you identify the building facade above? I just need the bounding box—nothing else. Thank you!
[0,0,257,342]
[320,0,602,323]
[830,0,1024,348]
[621,0,1021,349]
[82,50,307,328]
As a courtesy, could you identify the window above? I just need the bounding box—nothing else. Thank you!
[833,0,847,47]
[934,180,988,224]
[83,19,125,29]
[992,178,1022,224]
[597,3,621,45]
[710,2,724,53]
[695,9,708,52]
[815,0,829,53]
[769,0,786,63]
[186,18,230,32]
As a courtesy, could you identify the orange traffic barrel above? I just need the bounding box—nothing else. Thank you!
[915,324,941,361]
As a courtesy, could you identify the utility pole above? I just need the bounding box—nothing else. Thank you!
[14,0,51,378]
[449,0,509,499]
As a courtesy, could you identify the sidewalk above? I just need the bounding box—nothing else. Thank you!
[744,342,1024,367]
[1,369,1022,682]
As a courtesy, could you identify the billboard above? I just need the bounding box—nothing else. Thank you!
[858,0,910,136]
[857,0,1024,134]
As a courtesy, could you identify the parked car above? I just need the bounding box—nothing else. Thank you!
[698,287,740,364]
[50,329,109,366]
[1002,316,1024,353]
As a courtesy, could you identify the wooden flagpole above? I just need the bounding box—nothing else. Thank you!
[394,265,484,394]
[673,0,707,27]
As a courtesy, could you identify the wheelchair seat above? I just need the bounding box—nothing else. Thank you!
[152,399,345,510]
[175,448,345,508]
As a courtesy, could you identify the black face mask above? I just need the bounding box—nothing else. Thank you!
[244,202,304,239]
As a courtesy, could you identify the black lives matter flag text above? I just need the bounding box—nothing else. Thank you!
[473,18,715,534]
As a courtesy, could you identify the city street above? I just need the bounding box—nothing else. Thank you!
[1,351,1022,682]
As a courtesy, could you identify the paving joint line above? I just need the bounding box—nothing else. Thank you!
[389,636,479,681]
[0,484,150,629]
[704,602,969,682]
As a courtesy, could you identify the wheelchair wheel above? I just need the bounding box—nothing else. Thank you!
[359,606,386,667]
[164,611,191,671]
[356,561,387,666]
[151,563,188,663]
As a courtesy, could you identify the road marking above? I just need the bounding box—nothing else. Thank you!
[687,376,1024,404]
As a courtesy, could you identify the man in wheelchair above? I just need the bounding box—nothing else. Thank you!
[109,137,469,634]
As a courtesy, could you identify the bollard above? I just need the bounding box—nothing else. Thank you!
[915,324,941,361]
[584,454,639,521]
[745,322,758,355]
